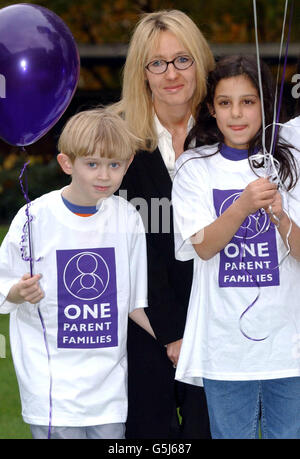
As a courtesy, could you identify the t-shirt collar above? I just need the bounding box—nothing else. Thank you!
[220,143,249,161]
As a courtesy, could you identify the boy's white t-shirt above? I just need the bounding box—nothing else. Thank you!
[0,189,148,426]
[172,144,300,386]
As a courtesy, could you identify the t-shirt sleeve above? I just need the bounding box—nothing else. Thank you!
[0,211,28,313]
[172,153,215,261]
[271,124,300,228]
[283,149,300,227]
[280,116,300,151]
[127,206,148,313]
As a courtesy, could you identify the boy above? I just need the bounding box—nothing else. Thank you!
[0,109,154,439]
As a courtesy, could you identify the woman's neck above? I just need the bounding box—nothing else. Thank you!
[154,103,192,158]
[154,102,192,133]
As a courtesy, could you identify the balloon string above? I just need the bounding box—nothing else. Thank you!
[253,0,294,168]
[18,156,34,276]
[253,0,266,172]
[239,228,268,342]
[271,0,294,156]
[261,2,294,266]
[19,152,52,439]
[242,1,294,341]
[270,0,289,156]
[37,306,53,439]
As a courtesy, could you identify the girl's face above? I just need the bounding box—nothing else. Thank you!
[212,75,262,150]
[145,30,197,114]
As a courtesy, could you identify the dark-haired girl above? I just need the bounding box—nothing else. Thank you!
[172,55,300,439]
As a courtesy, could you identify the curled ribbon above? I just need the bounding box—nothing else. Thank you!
[249,152,292,266]
[238,219,268,342]
[239,1,294,342]
[19,155,52,439]
[19,161,34,274]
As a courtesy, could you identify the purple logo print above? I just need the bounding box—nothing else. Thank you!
[219,191,270,240]
[56,248,118,348]
[213,189,280,288]
[63,252,110,301]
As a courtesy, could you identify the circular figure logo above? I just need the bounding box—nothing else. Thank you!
[219,192,269,240]
[63,251,110,300]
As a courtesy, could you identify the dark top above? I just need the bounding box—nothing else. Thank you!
[119,147,193,344]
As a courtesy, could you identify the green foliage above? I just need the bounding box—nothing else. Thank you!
[0,313,31,439]
[0,156,68,224]
[0,227,29,439]
[0,225,7,241]
[0,0,299,43]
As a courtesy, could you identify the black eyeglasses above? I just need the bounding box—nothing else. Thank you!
[145,55,194,74]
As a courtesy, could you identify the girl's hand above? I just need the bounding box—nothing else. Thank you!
[264,191,285,226]
[237,177,278,216]
[7,273,44,304]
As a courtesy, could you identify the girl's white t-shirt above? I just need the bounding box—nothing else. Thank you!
[172,144,300,386]
[0,189,147,426]
[280,115,300,150]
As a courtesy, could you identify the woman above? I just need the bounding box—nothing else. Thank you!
[112,10,215,439]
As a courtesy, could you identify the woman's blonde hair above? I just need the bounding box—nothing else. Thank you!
[58,108,139,161]
[110,10,215,151]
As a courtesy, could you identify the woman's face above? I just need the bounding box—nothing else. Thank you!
[145,30,197,113]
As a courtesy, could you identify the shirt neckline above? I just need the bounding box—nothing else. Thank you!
[61,195,98,216]
[49,189,109,230]
[220,143,249,161]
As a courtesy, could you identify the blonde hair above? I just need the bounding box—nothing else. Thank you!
[110,10,215,151]
[58,108,139,161]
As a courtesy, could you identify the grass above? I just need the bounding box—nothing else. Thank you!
[0,225,8,242]
[0,225,31,439]
[0,315,31,439]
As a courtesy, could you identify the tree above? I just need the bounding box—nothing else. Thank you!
[0,0,298,44]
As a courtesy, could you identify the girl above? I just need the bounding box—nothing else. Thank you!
[172,55,300,439]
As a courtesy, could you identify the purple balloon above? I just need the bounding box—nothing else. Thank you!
[0,3,80,146]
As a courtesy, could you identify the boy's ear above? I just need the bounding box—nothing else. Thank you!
[125,155,134,172]
[207,103,216,118]
[57,153,73,175]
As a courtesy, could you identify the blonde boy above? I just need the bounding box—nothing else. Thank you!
[0,108,154,439]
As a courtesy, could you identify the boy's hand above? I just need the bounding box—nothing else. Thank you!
[237,177,278,216]
[7,273,44,304]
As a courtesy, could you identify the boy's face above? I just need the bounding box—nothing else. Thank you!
[58,153,133,206]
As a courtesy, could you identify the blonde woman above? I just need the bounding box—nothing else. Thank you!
[112,10,214,439]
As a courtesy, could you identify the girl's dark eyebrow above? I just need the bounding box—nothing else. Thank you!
[215,94,259,99]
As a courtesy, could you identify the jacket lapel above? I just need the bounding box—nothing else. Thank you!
[139,147,172,200]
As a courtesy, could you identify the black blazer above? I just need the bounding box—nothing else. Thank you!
[119,147,193,344]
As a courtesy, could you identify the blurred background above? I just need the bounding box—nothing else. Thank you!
[0,0,299,439]
[0,0,299,224]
